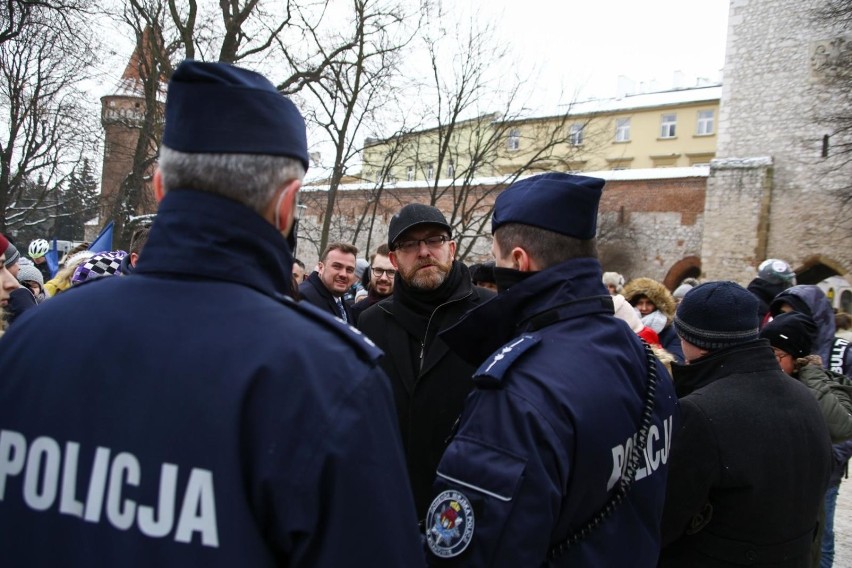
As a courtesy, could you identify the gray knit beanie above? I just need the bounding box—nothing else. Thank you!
[674,281,760,350]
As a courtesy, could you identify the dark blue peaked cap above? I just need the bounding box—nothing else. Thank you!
[491,172,605,238]
[163,60,309,170]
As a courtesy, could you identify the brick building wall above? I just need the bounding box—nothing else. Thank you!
[297,171,707,286]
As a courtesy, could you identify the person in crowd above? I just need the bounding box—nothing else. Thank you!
[613,293,677,374]
[602,270,625,295]
[291,257,306,284]
[425,173,677,566]
[672,277,699,304]
[0,59,423,566]
[71,250,128,286]
[623,276,685,362]
[27,237,52,282]
[298,242,357,322]
[16,259,48,303]
[3,242,37,325]
[0,233,23,334]
[771,285,852,379]
[469,260,497,292]
[836,312,852,342]
[760,312,852,442]
[747,257,797,325]
[344,258,370,304]
[119,225,150,274]
[357,203,494,520]
[43,249,94,297]
[350,244,394,325]
[660,281,832,567]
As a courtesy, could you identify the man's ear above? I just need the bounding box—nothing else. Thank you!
[271,179,302,233]
[512,246,535,272]
[153,169,165,202]
[389,250,399,269]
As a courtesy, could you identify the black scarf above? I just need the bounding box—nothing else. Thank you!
[392,260,467,343]
[493,266,538,294]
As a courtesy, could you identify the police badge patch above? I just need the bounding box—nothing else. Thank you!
[425,490,475,558]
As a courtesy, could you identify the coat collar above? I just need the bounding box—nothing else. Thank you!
[670,339,778,398]
[440,257,611,366]
[135,189,294,299]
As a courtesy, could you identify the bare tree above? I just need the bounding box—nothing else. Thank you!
[357,12,605,262]
[0,2,99,238]
[298,0,417,255]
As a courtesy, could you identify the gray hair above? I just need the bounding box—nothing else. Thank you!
[158,146,305,215]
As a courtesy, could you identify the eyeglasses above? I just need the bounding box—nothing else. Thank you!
[394,235,450,253]
[371,267,396,278]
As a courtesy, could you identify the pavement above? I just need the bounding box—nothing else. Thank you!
[834,476,851,567]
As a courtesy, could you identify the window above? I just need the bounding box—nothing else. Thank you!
[426,163,434,180]
[615,118,631,142]
[447,159,455,177]
[660,114,677,138]
[569,124,584,146]
[407,166,414,181]
[507,129,520,151]
[696,110,714,135]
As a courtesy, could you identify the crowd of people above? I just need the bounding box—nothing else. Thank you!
[0,59,851,567]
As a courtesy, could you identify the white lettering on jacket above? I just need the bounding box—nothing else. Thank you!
[607,415,673,491]
[0,429,218,547]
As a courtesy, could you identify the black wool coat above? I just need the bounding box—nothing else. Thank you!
[357,273,493,519]
[660,340,833,568]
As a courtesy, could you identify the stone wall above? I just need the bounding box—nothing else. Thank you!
[705,0,852,283]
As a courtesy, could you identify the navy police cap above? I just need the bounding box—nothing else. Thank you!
[491,172,605,239]
[163,60,309,170]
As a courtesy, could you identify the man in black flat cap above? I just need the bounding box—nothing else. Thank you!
[357,203,494,521]
[0,60,423,567]
[424,172,678,567]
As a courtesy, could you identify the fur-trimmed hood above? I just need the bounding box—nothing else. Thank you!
[623,277,676,322]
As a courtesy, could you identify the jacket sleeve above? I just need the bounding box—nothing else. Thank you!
[425,388,567,567]
[661,397,720,546]
[797,364,852,443]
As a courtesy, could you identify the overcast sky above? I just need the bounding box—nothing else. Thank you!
[484,0,730,103]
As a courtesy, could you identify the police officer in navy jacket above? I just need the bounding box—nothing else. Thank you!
[0,60,424,567]
[426,173,679,566]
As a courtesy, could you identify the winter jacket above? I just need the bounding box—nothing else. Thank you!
[298,270,352,322]
[0,189,425,567]
[660,340,833,567]
[426,258,678,567]
[796,362,852,443]
[747,277,789,324]
[357,262,493,519]
[770,285,852,379]
[623,277,685,363]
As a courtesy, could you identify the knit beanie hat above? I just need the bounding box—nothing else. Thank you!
[759,312,817,359]
[4,242,20,267]
[0,232,8,256]
[72,250,127,285]
[355,258,370,280]
[602,271,625,294]
[16,259,44,287]
[674,281,760,350]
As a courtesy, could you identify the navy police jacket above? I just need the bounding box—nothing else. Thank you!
[428,258,679,567]
[0,190,424,567]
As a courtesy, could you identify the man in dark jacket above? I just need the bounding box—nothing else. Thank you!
[424,173,678,567]
[0,60,424,567]
[660,281,832,567]
[746,257,796,326]
[357,203,494,520]
[298,242,357,322]
[350,243,394,325]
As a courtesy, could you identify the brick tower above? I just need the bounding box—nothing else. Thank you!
[98,28,161,231]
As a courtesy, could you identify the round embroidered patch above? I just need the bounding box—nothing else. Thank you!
[425,489,475,558]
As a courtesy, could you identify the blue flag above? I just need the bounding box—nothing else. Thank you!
[88,221,114,253]
[46,239,59,278]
